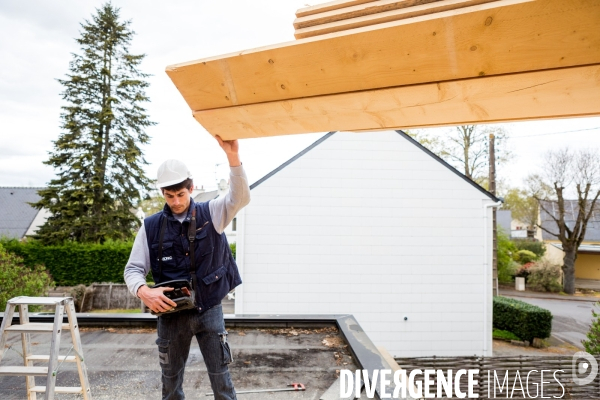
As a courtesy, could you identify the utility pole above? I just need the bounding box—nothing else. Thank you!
[489,134,498,296]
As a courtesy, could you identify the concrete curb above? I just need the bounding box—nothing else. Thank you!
[499,289,599,303]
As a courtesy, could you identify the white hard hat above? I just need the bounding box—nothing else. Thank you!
[156,159,193,188]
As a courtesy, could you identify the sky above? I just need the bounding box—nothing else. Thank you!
[0,0,598,193]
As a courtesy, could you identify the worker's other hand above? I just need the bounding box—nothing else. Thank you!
[215,135,241,167]
[137,285,177,313]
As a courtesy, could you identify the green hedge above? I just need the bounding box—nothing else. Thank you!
[1,239,238,286]
[512,239,546,259]
[1,239,132,286]
[493,296,552,342]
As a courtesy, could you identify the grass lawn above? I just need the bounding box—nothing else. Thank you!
[493,328,520,341]
[89,309,142,313]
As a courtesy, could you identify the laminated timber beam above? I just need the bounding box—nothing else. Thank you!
[166,0,600,138]
[293,0,503,39]
[193,64,600,139]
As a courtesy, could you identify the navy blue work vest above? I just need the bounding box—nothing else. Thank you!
[144,199,241,312]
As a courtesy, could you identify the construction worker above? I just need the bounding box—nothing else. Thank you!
[124,136,250,400]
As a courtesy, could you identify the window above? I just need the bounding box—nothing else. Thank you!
[232,217,237,232]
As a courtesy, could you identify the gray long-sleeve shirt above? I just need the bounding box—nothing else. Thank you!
[124,165,250,297]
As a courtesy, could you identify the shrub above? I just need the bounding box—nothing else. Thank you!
[499,260,519,284]
[493,296,552,342]
[70,284,87,312]
[230,242,236,260]
[498,228,517,283]
[583,303,600,355]
[1,239,132,286]
[512,239,546,259]
[0,243,54,311]
[528,259,562,293]
[514,262,535,282]
[515,250,537,264]
[1,239,241,286]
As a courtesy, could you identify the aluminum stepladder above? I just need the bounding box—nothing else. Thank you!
[0,296,91,399]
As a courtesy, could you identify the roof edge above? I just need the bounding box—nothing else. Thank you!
[395,130,499,202]
[250,132,336,190]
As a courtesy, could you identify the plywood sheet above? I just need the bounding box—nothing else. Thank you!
[166,0,599,114]
[193,65,600,139]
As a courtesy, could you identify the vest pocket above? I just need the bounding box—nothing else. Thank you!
[202,265,227,285]
[195,229,213,256]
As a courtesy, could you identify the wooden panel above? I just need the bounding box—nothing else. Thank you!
[296,0,378,18]
[166,0,600,112]
[192,65,600,139]
[294,0,441,28]
[294,0,499,39]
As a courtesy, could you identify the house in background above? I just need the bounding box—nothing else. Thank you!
[0,187,49,239]
[234,130,499,358]
[539,200,600,280]
[497,210,512,235]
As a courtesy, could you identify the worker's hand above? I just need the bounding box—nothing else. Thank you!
[137,285,177,313]
[215,135,241,167]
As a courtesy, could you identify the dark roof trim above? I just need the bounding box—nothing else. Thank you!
[250,132,337,190]
[395,130,499,202]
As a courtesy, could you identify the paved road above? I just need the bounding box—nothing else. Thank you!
[504,295,597,349]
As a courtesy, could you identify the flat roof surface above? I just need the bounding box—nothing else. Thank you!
[0,324,357,399]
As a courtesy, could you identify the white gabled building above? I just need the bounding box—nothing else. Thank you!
[235,130,499,357]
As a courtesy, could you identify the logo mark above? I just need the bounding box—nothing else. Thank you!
[572,351,598,386]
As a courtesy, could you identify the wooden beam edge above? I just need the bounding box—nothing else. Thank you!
[191,64,600,139]
[166,0,532,72]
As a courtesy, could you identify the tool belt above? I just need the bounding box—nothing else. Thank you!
[151,207,201,316]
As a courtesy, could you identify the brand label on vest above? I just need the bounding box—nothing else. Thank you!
[162,256,173,262]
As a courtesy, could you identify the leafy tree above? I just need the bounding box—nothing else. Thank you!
[33,3,154,244]
[0,243,54,311]
[410,125,511,185]
[502,187,539,231]
[497,227,518,283]
[531,148,600,294]
[583,303,600,354]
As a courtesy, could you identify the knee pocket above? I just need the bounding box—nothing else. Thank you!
[156,337,170,365]
[219,331,233,366]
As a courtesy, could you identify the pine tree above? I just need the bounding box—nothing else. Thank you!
[33,3,154,244]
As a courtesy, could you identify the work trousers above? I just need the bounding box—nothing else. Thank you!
[156,304,236,400]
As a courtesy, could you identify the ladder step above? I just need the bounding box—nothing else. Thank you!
[30,386,83,394]
[5,323,71,333]
[0,366,48,376]
[27,355,77,362]
[8,296,71,305]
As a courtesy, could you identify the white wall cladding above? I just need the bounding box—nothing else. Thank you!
[236,131,494,357]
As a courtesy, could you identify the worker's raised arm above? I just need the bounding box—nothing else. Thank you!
[209,135,250,234]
